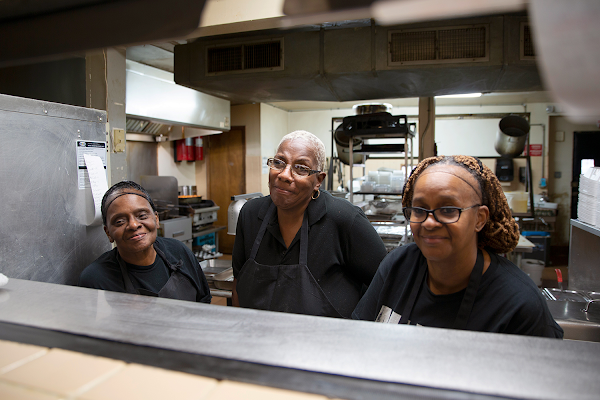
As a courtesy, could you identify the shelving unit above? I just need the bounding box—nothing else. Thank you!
[342,113,416,203]
[513,210,557,232]
[335,113,415,248]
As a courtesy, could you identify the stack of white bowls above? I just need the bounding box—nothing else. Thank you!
[578,167,600,226]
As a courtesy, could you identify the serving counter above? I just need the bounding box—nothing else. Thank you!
[0,278,599,400]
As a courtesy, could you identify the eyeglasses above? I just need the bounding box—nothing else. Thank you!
[403,204,481,224]
[267,158,321,177]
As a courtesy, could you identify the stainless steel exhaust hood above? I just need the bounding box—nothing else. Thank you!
[126,60,230,141]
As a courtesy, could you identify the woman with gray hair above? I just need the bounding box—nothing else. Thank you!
[232,130,387,318]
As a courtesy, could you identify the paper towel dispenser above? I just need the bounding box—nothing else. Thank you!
[495,157,514,182]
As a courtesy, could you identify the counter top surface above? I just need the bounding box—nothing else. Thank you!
[0,278,599,400]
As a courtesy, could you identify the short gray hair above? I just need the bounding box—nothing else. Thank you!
[277,130,326,171]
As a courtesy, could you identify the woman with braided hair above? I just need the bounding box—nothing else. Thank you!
[353,156,563,337]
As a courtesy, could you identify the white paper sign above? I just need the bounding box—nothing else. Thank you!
[77,140,107,189]
[84,154,109,226]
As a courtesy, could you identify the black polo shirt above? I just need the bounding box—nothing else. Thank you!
[352,243,564,338]
[79,237,211,303]
[232,190,388,318]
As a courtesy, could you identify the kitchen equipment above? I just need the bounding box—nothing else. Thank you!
[228,193,263,235]
[334,124,365,165]
[504,191,528,213]
[521,259,544,286]
[542,288,591,302]
[495,157,514,181]
[177,197,220,230]
[179,185,197,196]
[141,175,180,219]
[159,216,193,250]
[353,103,392,115]
[335,103,405,165]
[202,259,234,291]
[494,115,530,157]
[190,205,219,230]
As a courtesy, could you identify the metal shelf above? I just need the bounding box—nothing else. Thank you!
[354,191,403,196]
[192,225,226,238]
[571,219,600,238]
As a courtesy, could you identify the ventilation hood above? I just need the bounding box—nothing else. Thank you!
[174,14,542,104]
[126,60,230,141]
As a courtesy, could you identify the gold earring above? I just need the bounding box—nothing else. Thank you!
[311,190,320,200]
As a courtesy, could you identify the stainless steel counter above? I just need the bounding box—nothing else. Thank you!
[0,278,599,400]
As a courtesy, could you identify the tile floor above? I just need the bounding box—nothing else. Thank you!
[0,339,335,400]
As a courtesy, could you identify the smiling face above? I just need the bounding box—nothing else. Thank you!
[410,165,488,265]
[269,138,325,213]
[103,190,159,264]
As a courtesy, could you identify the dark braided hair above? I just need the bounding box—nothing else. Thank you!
[101,181,156,226]
[402,156,520,253]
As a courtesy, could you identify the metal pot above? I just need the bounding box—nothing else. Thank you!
[179,185,197,196]
[494,115,530,157]
[334,124,364,165]
[353,103,392,115]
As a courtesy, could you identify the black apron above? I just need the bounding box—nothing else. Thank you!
[237,203,343,318]
[117,243,198,302]
[398,248,485,329]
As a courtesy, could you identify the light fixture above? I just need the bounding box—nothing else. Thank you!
[435,93,483,99]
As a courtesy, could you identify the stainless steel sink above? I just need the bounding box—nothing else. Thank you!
[546,299,600,342]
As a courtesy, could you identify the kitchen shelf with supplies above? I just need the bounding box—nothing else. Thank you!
[339,112,415,249]
[341,112,416,204]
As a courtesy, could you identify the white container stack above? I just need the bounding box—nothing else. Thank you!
[365,168,405,193]
[578,167,600,227]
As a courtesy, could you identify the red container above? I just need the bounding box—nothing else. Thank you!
[195,137,204,161]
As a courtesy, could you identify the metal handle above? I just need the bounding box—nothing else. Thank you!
[582,299,599,313]
[172,230,185,237]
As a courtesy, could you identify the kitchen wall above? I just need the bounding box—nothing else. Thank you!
[231,103,262,195]
[157,141,197,188]
[260,104,290,194]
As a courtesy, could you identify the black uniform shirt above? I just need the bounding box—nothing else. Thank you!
[353,243,564,338]
[232,191,388,318]
[79,236,212,303]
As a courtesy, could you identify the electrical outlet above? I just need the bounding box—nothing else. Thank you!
[112,128,125,152]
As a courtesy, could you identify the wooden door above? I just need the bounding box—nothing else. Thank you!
[207,127,245,254]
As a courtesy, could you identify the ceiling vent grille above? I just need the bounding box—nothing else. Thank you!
[521,23,535,59]
[207,39,283,75]
[207,46,242,73]
[389,25,489,66]
[126,117,170,136]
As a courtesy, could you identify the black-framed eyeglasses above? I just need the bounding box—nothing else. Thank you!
[403,204,481,224]
[267,158,321,177]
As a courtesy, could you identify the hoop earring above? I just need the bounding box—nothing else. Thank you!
[311,190,320,200]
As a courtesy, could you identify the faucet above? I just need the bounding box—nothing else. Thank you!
[582,299,599,313]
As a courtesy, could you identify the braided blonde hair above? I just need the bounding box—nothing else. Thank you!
[402,156,520,253]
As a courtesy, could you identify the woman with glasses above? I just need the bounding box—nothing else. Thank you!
[232,130,387,318]
[353,156,563,338]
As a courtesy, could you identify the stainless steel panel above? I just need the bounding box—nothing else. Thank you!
[0,94,112,285]
[569,219,600,291]
[141,175,179,219]
[0,278,599,400]
[160,217,192,242]
[127,141,158,184]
